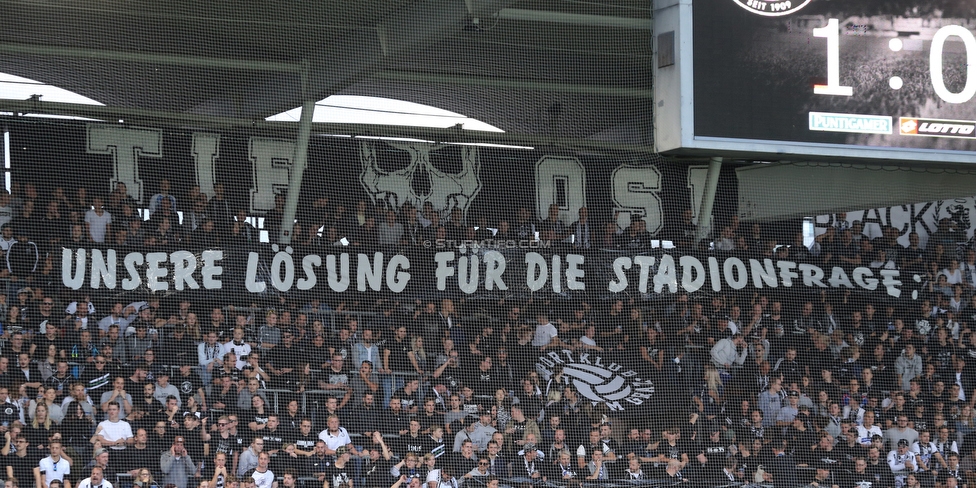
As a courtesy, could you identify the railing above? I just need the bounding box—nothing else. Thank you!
[114,473,332,488]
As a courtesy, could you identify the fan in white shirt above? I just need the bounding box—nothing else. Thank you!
[92,402,133,450]
[38,441,71,488]
[856,411,883,447]
[76,466,114,488]
[223,327,252,370]
[0,225,15,253]
[251,452,277,488]
[425,467,459,488]
[943,263,964,285]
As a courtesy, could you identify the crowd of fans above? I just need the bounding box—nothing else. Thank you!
[0,180,975,488]
[0,179,701,254]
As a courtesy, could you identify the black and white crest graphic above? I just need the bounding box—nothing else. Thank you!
[939,198,974,233]
[359,140,481,216]
[731,0,814,17]
[537,350,653,412]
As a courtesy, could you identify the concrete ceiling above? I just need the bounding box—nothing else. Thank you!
[0,0,652,151]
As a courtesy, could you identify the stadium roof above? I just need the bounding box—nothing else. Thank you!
[0,0,652,153]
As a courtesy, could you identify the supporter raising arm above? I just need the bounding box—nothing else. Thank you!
[710,333,748,374]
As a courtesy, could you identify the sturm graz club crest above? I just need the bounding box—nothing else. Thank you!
[732,0,814,17]
[537,350,653,412]
[180,379,196,396]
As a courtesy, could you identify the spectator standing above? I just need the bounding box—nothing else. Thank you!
[148,180,177,216]
[896,344,923,392]
[377,210,404,247]
[160,436,196,488]
[84,197,112,243]
[711,333,747,380]
[38,440,71,488]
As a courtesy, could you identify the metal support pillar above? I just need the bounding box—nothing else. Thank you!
[694,156,722,245]
[278,66,315,245]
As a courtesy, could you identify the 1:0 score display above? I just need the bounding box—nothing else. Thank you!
[813,18,976,104]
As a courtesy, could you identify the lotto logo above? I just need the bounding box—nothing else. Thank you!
[899,118,918,135]
[900,117,976,138]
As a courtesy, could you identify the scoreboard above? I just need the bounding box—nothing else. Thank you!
[653,0,976,163]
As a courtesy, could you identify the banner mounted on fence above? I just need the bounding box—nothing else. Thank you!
[60,246,909,299]
[817,197,976,249]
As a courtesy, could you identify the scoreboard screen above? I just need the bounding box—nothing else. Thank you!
[654,0,976,163]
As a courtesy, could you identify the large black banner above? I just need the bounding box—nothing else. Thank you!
[60,245,907,302]
[7,120,738,239]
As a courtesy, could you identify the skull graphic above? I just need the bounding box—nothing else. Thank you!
[359,140,482,216]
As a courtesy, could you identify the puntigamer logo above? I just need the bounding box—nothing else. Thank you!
[537,350,653,412]
[809,112,892,135]
[733,0,814,16]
